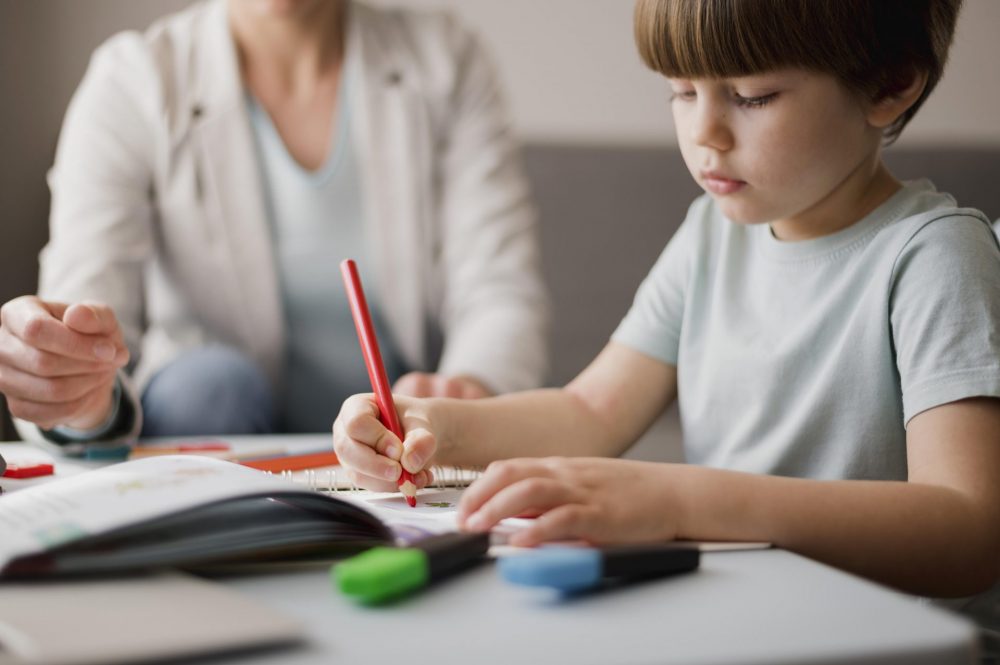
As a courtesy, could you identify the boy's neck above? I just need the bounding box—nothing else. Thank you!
[769,155,902,242]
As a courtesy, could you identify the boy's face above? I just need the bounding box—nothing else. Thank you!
[669,69,885,240]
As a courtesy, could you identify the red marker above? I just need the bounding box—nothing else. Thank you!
[3,463,55,479]
[341,259,417,507]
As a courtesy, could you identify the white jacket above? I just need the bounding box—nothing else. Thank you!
[17,0,548,444]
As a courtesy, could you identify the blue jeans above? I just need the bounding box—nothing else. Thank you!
[140,346,277,437]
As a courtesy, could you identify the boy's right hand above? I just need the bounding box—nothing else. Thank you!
[332,393,438,492]
[0,296,129,431]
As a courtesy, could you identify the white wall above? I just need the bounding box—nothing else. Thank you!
[377,0,1000,148]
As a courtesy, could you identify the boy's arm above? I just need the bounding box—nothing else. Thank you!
[333,342,675,491]
[434,342,678,467]
[669,397,1000,597]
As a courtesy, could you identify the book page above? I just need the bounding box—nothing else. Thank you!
[0,456,306,569]
[343,488,536,547]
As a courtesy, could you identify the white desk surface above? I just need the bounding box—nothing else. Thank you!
[0,437,980,665]
[210,548,976,665]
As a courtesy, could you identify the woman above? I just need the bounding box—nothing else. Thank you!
[0,0,548,447]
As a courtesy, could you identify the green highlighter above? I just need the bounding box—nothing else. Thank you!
[333,532,491,604]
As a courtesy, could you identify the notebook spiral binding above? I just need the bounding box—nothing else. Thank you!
[263,465,483,495]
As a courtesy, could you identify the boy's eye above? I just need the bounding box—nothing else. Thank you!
[734,92,778,108]
[669,90,697,102]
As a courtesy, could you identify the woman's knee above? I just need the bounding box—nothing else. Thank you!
[140,346,277,436]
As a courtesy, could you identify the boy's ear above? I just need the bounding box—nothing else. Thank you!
[866,70,929,130]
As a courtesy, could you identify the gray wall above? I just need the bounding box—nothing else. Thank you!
[0,1,189,438]
[376,0,1000,147]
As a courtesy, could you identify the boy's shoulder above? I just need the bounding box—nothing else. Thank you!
[881,179,994,253]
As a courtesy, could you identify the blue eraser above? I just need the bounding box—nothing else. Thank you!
[498,547,602,591]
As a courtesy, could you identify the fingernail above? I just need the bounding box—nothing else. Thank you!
[406,452,424,471]
[385,464,401,481]
[93,342,115,362]
[385,443,401,460]
[465,513,485,530]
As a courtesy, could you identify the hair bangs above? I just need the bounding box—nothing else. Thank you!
[634,0,855,80]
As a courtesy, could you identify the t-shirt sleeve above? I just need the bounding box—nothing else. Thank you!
[890,213,1000,423]
[611,198,706,365]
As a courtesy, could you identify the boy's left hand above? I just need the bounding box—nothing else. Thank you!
[457,457,683,547]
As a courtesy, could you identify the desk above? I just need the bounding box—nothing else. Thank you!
[0,438,980,664]
[207,548,976,665]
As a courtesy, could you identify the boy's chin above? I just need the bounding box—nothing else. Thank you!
[713,198,773,226]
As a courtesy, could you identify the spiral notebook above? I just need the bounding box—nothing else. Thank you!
[271,463,483,492]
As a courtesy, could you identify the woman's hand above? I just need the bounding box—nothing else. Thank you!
[457,457,685,547]
[332,393,441,492]
[393,372,492,399]
[0,296,129,430]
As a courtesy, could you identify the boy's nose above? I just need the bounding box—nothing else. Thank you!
[690,104,734,152]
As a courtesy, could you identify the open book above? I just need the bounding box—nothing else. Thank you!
[0,455,404,577]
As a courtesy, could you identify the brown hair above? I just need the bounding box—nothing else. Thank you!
[634,0,962,143]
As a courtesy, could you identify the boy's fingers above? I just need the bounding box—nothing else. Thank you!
[341,465,431,495]
[342,411,403,459]
[400,427,436,474]
[344,468,402,493]
[462,474,569,532]
[458,459,540,523]
[334,433,402,483]
[510,504,596,547]
[413,468,433,489]
[339,395,404,459]
[339,393,378,421]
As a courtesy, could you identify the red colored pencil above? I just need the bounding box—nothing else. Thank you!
[340,259,417,507]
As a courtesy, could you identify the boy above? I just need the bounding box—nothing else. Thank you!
[335,0,1000,630]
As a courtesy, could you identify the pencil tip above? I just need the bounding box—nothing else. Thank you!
[399,480,418,507]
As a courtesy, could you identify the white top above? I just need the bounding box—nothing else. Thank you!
[614,180,1000,480]
[247,63,404,432]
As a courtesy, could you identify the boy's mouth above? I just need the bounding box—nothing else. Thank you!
[700,170,747,195]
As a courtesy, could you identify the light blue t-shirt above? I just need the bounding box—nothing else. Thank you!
[613,180,1000,480]
[614,180,1000,634]
[248,68,404,433]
